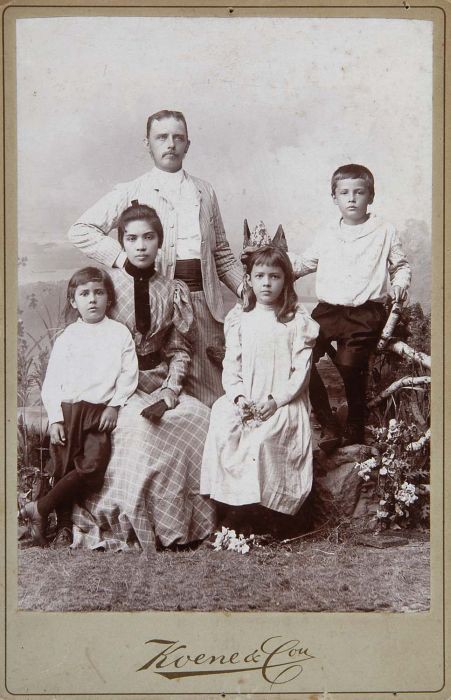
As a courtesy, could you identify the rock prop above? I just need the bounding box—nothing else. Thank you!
[309,443,380,529]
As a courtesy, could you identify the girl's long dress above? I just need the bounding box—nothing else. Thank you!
[200,303,319,515]
[72,269,215,551]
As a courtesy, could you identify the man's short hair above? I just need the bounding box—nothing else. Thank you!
[146,110,188,139]
[331,164,375,198]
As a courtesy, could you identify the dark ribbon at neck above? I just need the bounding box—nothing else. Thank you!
[125,259,156,335]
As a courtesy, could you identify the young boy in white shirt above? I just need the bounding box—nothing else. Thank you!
[294,164,411,451]
[20,267,139,546]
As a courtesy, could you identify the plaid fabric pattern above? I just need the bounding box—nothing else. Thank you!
[72,393,215,551]
[109,269,193,396]
[68,169,243,322]
[71,270,215,551]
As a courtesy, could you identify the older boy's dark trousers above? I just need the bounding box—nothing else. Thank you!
[40,401,111,520]
[309,301,386,429]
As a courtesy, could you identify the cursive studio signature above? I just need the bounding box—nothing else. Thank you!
[137,636,316,685]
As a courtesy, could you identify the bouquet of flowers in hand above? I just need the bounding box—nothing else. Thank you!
[237,401,263,429]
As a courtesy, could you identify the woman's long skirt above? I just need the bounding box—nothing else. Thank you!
[71,392,215,551]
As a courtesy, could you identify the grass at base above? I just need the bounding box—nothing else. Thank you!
[18,533,429,613]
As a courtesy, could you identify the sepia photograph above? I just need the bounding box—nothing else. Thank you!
[4,6,445,697]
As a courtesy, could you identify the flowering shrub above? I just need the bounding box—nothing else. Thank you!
[355,418,430,529]
[212,527,256,554]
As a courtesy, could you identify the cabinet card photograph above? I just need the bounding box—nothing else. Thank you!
[3,4,448,698]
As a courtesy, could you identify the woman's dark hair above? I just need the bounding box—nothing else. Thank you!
[117,202,164,248]
[243,247,298,323]
[64,266,116,324]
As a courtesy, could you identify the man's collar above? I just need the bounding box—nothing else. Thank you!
[149,167,185,189]
[147,167,202,197]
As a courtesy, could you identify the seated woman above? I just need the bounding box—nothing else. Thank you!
[72,201,215,550]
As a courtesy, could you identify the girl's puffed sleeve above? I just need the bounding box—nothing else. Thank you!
[270,307,320,408]
[160,280,194,396]
[222,303,246,402]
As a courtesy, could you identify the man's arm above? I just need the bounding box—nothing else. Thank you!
[210,187,243,293]
[68,184,134,268]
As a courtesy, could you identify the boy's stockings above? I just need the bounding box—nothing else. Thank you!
[309,363,368,442]
[36,469,82,519]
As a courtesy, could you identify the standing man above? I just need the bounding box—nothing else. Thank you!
[68,110,243,407]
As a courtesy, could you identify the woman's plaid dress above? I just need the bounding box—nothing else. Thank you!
[72,269,215,551]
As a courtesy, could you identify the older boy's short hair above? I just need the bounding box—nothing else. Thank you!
[146,110,188,139]
[117,201,164,248]
[331,164,375,198]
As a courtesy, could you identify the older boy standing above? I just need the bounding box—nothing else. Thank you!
[292,164,411,451]
[68,110,242,407]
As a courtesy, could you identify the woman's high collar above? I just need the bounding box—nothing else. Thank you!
[124,259,156,281]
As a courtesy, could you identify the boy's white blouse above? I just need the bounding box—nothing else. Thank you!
[290,214,411,306]
[41,316,139,424]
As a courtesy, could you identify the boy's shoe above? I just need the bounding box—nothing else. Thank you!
[19,501,48,546]
[341,423,366,447]
[318,426,342,454]
[51,527,73,548]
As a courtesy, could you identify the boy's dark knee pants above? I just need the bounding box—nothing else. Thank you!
[310,301,386,428]
[311,300,386,368]
[50,431,111,493]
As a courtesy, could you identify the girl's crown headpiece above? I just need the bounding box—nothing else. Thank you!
[241,219,288,266]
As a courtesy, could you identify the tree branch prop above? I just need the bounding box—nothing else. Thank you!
[406,429,431,452]
[368,376,431,408]
[387,341,431,370]
[377,301,402,351]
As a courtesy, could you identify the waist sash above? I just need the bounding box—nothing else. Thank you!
[175,259,203,292]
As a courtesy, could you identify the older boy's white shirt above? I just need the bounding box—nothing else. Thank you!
[41,316,138,424]
[289,214,411,306]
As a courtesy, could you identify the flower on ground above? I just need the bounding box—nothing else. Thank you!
[212,527,254,554]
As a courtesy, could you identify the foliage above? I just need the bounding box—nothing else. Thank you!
[356,418,430,529]
[17,275,64,506]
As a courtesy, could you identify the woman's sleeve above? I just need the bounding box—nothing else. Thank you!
[160,281,194,397]
[108,328,139,407]
[222,304,246,402]
[270,309,320,408]
[41,335,66,424]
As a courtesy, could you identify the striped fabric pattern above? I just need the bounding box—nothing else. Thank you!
[184,291,225,407]
[70,268,216,551]
[68,169,243,322]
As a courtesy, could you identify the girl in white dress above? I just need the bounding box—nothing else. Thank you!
[201,222,319,533]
